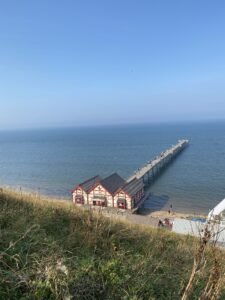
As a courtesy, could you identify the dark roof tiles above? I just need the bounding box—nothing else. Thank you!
[77,175,101,193]
[120,178,144,197]
[100,173,125,195]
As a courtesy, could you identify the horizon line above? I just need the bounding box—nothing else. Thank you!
[1,118,225,132]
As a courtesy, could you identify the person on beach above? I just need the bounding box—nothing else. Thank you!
[168,204,173,214]
[158,219,164,228]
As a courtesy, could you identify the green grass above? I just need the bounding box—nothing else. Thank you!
[0,190,224,300]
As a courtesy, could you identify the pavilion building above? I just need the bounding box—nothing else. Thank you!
[88,173,125,207]
[71,173,145,210]
[72,175,101,205]
[114,178,145,209]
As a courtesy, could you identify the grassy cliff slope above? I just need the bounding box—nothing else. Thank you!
[0,190,224,300]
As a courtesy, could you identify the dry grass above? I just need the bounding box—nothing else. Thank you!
[0,189,225,299]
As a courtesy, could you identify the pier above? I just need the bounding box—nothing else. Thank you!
[127,139,189,187]
[72,139,189,212]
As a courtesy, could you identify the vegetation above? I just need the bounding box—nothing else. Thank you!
[0,189,225,300]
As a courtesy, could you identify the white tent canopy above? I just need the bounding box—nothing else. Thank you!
[208,198,225,220]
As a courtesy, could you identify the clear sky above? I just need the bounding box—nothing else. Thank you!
[1,0,225,129]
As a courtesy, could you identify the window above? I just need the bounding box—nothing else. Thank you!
[93,195,107,206]
[75,195,84,204]
[117,198,126,209]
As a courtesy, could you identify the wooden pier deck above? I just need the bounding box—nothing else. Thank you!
[127,139,189,186]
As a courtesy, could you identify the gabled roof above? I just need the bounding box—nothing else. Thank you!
[117,178,144,197]
[72,175,101,193]
[100,173,126,195]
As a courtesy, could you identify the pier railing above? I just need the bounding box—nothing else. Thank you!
[127,139,189,186]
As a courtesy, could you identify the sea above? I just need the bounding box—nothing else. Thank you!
[0,121,225,214]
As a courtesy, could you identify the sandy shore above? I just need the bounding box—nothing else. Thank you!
[145,210,207,219]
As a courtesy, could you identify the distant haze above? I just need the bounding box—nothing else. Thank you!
[1,1,225,129]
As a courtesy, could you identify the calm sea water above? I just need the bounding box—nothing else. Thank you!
[0,122,225,214]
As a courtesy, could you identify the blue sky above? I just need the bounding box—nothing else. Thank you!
[1,0,225,129]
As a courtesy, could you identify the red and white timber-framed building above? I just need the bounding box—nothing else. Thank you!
[114,178,145,209]
[71,173,145,210]
[88,173,125,207]
[71,175,101,205]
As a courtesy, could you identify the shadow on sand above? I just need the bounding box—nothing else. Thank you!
[138,192,170,216]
